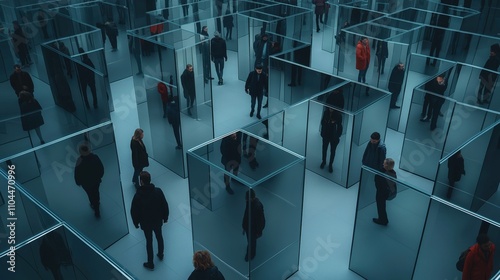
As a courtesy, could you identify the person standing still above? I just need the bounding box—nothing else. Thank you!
[245,64,268,120]
[320,109,343,173]
[74,144,104,218]
[130,128,149,188]
[462,234,496,280]
[356,37,371,96]
[242,189,265,262]
[313,0,326,32]
[362,132,387,171]
[181,64,196,116]
[10,64,34,97]
[373,158,397,226]
[388,63,405,109]
[211,31,227,85]
[131,171,169,271]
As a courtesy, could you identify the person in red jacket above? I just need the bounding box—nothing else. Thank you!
[157,82,169,118]
[463,234,495,280]
[356,37,371,86]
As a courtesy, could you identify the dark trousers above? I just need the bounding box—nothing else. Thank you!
[377,57,386,74]
[250,93,263,115]
[162,101,167,117]
[80,79,97,107]
[82,183,100,211]
[290,65,302,86]
[421,94,431,118]
[186,94,195,115]
[376,188,388,223]
[18,44,31,66]
[358,68,367,83]
[478,80,494,102]
[143,226,164,264]
[225,27,233,40]
[430,100,444,130]
[223,160,239,186]
[132,167,143,185]
[427,42,442,65]
[322,138,339,165]
[315,14,322,31]
[213,58,225,81]
[49,266,63,280]
[182,5,189,17]
[245,231,257,259]
[172,122,181,146]
[108,35,118,50]
[390,89,400,107]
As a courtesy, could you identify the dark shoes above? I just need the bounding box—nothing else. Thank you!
[256,114,262,119]
[175,145,183,150]
[328,164,333,173]
[143,262,154,271]
[157,253,164,261]
[244,254,255,262]
[320,162,326,169]
[372,218,388,226]
[250,110,254,117]
[226,185,234,195]
[390,105,400,109]
[263,103,268,108]
[249,159,259,170]
[420,117,430,122]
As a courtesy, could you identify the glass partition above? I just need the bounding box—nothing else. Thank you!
[0,225,134,279]
[0,123,129,249]
[128,28,214,178]
[413,199,500,279]
[434,119,500,224]
[0,33,15,82]
[350,166,430,280]
[187,130,305,280]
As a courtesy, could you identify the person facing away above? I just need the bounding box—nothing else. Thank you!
[362,132,387,171]
[320,108,343,173]
[242,189,265,262]
[373,158,397,226]
[447,150,465,199]
[130,128,149,188]
[477,43,500,104]
[211,31,227,85]
[131,171,169,271]
[188,250,225,280]
[388,63,405,109]
[220,132,241,195]
[10,64,34,97]
[19,91,45,145]
[245,64,268,120]
[462,234,495,280]
[74,143,104,218]
[181,64,196,116]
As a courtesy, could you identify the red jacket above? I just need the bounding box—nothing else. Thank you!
[157,82,169,102]
[356,40,370,70]
[462,243,495,280]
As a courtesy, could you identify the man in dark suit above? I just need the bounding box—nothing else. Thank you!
[245,64,268,119]
[131,171,169,271]
[242,189,265,261]
[388,63,405,109]
[74,144,105,218]
[10,64,34,97]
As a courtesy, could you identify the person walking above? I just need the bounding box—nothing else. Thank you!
[131,171,169,271]
[188,250,225,280]
[181,64,196,116]
[74,143,104,218]
[313,0,326,32]
[211,31,227,85]
[320,108,343,173]
[130,128,149,188]
[245,64,268,120]
[242,189,265,262]
[373,158,397,226]
[388,63,405,109]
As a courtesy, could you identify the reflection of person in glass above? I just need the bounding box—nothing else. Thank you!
[220,132,241,195]
[77,48,98,109]
[181,64,196,116]
[242,189,265,262]
[477,44,500,105]
[362,132,386,171]
[421,76,447,131]
[10,64,34,97]
[167,96,182,150]
[245,64,268,120]
[58,42,72,78]
[446,150,465,199]
[388,63,405,109]
[19,91,45,144]
[39,231,73,280]
[131,171,169,271]
[105,19,119,52]
[11,21,32,67]
[462,234,496,280]
[74,144,104,218]
[188,250,225,280]
[313,0,326,32]
[356,37,370,85]
[211,31,227,85]
[181,0,189,17]
[157,82,169,118]
[223,10,234,40]
[373,158,396,226]
[130,128,149,188]
[320,108,342,173]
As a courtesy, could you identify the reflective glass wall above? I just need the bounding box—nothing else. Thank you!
[1,124,129,249]
[188,130,305,279]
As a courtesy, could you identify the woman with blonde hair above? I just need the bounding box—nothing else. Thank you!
[188,250,225,280]
[130,128,149,188]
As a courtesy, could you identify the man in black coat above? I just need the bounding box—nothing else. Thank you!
[421,76,447,131]
[10,64,34,97]
[242,189,265,261]
[477,43,500,104]
[245,64,268,119]
[131,171,169,271]
[211,31,227,85]
[77,48,98,109]
[220,132,241,195]
[388,63,405,109]
[320,109,343,173]
[74,144,104,218]
[373,158,397,226]
[181,64,196,116]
